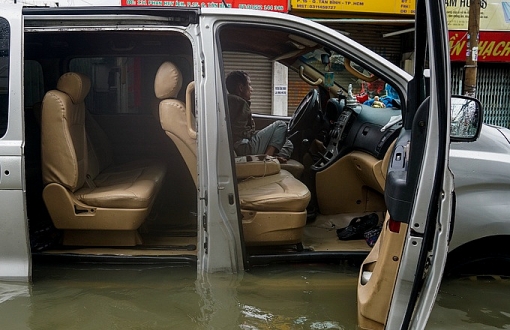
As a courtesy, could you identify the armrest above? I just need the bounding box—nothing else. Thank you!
[235,155,280,179]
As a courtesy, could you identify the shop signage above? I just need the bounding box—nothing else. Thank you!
[449,30,510,62]
[289,0,415,15]
[121,0,288,12]
[446,0,510,31]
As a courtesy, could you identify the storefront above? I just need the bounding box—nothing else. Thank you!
[121,0,510,125]
[447,1,510,127]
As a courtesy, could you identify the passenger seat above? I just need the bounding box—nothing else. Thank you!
[155,61,310,246]
[41,72,166,246]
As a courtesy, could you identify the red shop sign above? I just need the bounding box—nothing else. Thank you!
[121,0,288,12]
[449,31,510,63]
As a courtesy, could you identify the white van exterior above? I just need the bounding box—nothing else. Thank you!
[0,2,481,328]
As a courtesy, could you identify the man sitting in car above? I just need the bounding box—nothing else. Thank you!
[226,70,293,162]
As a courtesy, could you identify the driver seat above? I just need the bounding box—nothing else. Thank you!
[155,61,310,246]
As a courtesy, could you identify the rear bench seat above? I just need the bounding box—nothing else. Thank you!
[41,72,166,246]
[84,110,166,208]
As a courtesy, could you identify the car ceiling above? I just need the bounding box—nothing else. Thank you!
[219,25,319,65]
[24,26,317,66]
[24,31,191,59]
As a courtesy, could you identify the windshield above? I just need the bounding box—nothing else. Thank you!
[300,50,396,106]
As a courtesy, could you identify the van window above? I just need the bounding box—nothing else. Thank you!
[70,56,191,115]
[24,60,45,108]
[222,52,274,116]
[0,18,9,138]
[219,25,395,119]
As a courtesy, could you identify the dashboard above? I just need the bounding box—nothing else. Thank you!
[312,98,402,172]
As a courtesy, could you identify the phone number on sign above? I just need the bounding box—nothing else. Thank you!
[237,3,285,10]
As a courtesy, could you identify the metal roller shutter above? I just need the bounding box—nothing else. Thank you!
[223,52,273,115]
[452,63,510,128]
[477,64,510,128]
[288,69,311,115]
[339,25,405,66]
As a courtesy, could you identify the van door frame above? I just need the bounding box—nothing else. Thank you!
[195,16,246,274]
[0,4,31,282]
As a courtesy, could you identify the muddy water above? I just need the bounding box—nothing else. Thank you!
[428,276,510,330]
[0,263,508,329]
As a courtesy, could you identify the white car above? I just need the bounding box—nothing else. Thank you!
[447,123,510,276]
[0,2,481,329]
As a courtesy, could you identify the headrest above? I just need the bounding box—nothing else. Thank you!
[154,61,183,99]
[57,72,91,104]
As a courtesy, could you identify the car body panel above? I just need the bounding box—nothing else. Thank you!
[0,4,32,281]
[0,4,463,328]
[449,124,510,251]
[195,13,246,274]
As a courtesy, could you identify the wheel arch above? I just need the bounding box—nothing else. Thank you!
[446,235,510,277]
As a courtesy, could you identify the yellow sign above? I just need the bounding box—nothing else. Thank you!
[290,0,415,15]
[446,0,510,31]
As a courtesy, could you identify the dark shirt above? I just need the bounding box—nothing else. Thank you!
[228,94,255,143]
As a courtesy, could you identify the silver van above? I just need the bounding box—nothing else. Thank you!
[0,2,481,329]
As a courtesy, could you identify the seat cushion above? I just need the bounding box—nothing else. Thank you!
[94,159,166,189]
[75,180,157,209]
[238,170,310,212]
[75,160,166,209]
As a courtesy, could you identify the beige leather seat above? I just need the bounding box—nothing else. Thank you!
[41,72,166,246]
[281,159,305,179]
[155,61,311,246]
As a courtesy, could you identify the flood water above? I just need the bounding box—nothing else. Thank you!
[0,262,509,329]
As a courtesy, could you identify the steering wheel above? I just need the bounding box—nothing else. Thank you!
[311,100,351,172]
[288,89,320,136]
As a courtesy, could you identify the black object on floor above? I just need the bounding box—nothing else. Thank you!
[337,213,379,241]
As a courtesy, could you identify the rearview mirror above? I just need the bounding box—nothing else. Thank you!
[451,95,483,142]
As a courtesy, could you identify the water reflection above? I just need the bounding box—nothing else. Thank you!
[196,271,244,328]
[0,282,29,304]
[196,264,358,329]
[427,276,510,330]
[0,281,31,329]
[0,263,508,329]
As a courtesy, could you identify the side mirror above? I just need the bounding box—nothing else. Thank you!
[451,95,483,142]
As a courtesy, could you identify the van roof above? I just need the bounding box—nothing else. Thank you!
[22,6,200,25]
